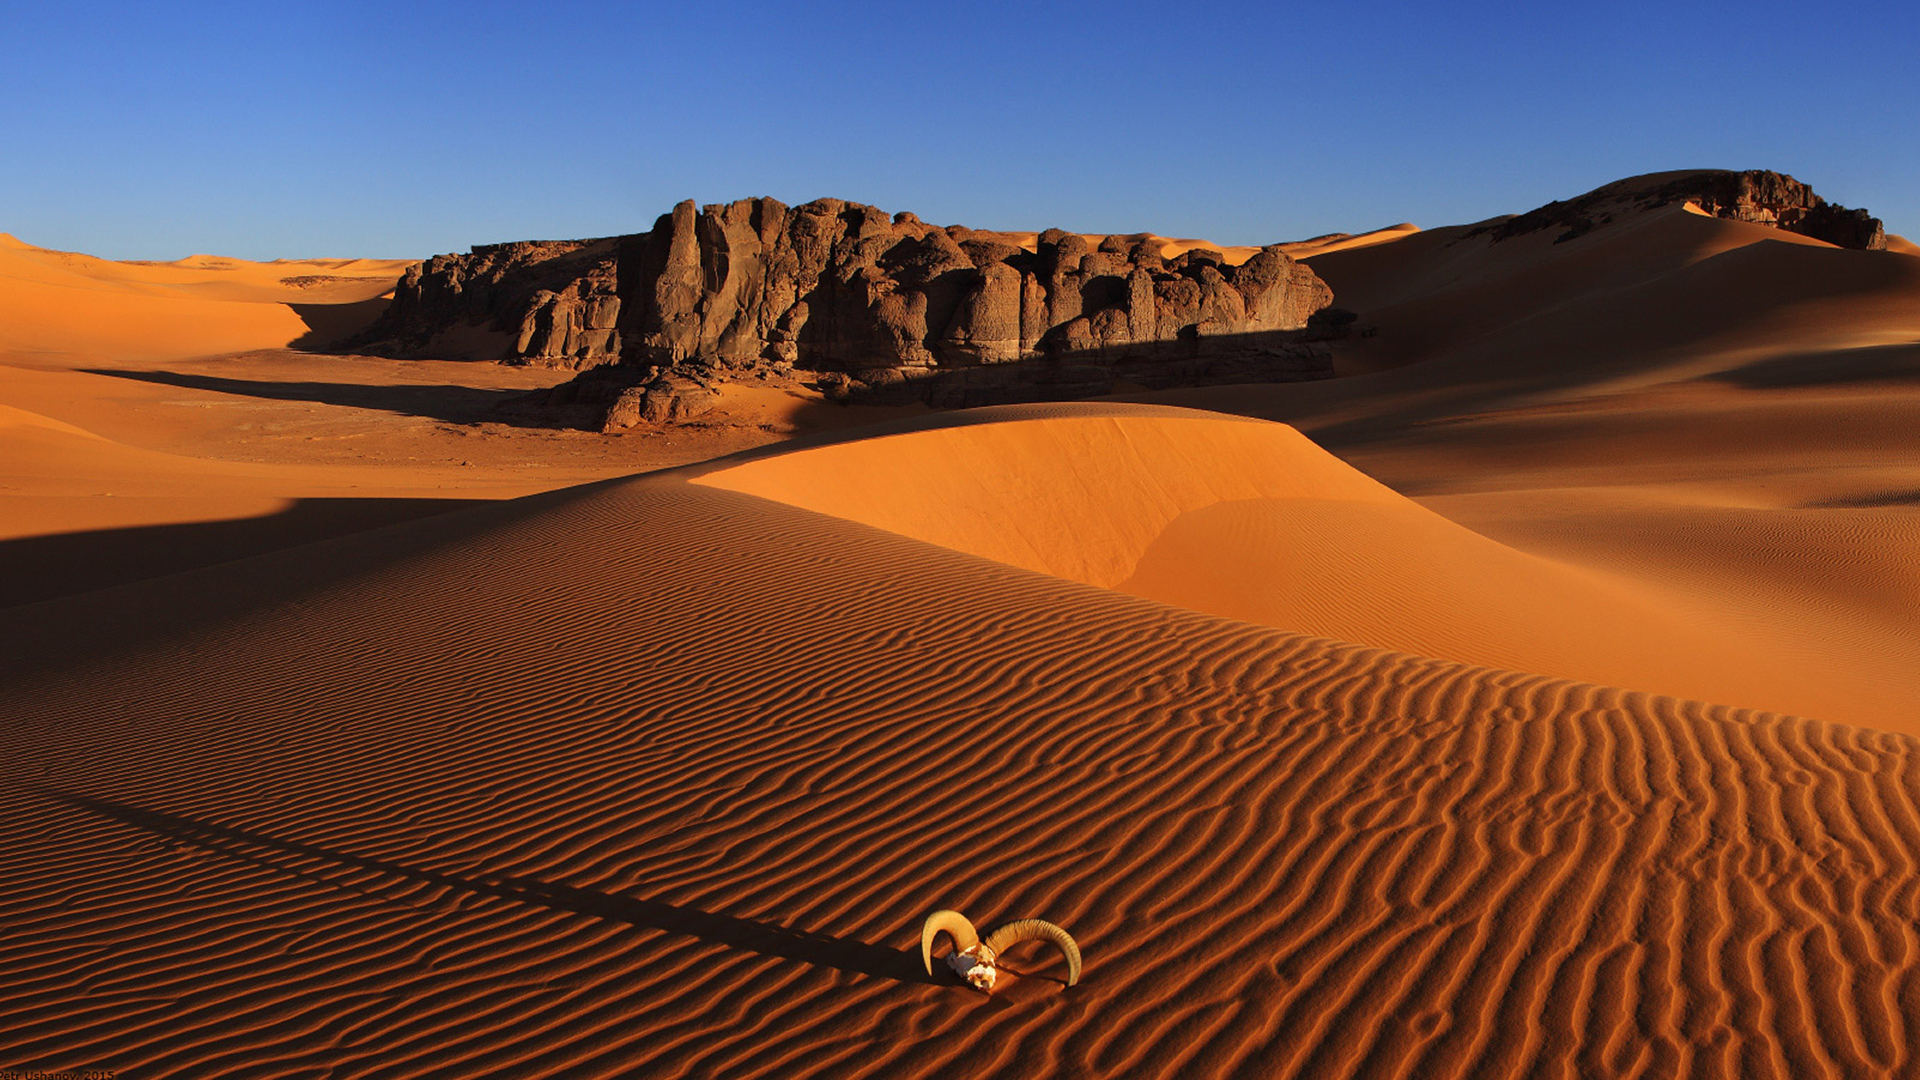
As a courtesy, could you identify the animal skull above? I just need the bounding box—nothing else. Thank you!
[947,944,999,991]
[921,910,1081,993]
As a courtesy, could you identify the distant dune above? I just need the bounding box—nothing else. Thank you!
[0,232,409,360]
[4,174,1920,1077]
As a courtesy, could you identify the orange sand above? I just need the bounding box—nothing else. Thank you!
[5,197,1920,1078]
[982,224,1418,266]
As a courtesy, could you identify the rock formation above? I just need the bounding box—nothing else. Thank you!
[1477,169,1887,250]
[613,198,1334,376]
[1683,171,1887,250]
[353,238,622,368]
[351,197,1340,428]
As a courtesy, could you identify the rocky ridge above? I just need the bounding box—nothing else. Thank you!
[350,197,1339,428]
[1475,168,1887,249]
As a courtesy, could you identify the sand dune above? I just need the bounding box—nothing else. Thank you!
[6,184,1920,1078]
[1301,203,1920,383]
[981,230,1262,265]
[979,223,1419,266]
[0,235,761,602]
[7,407,1920,1077]
[694,408,1863,720]
[0,233,409,360]
[1128,193,1920,736]
[1272,222,1421,260]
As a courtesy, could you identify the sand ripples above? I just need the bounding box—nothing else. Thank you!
[4,457,1920,1077]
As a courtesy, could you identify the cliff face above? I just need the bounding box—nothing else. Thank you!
[1479,169,1888,250]
[348,197,1339,425]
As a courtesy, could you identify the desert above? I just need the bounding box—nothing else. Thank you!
[6,6,1920,1078]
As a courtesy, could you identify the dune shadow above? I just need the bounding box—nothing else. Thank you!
[1710,341,1920,389]
[0,497,486,609]
[288,296,393,353]
[55,792,930,985]
[80,368,534,426]
[1800,488,1920,509]
[0,479,638,692]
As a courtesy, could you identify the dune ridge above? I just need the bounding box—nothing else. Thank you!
[6,412,1920,1076]
[697,406,1913,729]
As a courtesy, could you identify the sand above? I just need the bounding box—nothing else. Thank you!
[698,407,1910,728]
[979,223,1420,265]
[0,234,901,604]
[4,200,1920,1078]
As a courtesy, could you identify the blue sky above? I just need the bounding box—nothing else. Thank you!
[3,0,1914,259]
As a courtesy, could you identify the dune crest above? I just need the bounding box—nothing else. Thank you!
[696,405,1900,726]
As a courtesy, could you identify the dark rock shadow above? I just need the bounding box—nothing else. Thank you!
[288,296,393,353]
[55,791,931,985]
[79,368,534,426]
[834,326,1336,410]
[0,497,486,609]
[515,324,1341,433]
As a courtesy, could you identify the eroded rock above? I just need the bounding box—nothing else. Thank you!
[359,196,1343,426]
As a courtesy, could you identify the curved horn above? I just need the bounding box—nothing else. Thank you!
[983,919,1082,987]
[921,910,980,978]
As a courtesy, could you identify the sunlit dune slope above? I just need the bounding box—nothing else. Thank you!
[6,406,1920,1078]
[0,233,409,359]
[697,404,1905,728]
[1273,222,1420,260]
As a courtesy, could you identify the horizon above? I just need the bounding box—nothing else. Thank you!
[6,0,1916,261]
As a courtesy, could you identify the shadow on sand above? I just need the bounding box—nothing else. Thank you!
[80,368,535,426]
[288,296,393,352]
[1800,488,1920,510]
[56,791,931,985]
[1710,341,1920,390]
[0,497,487,609]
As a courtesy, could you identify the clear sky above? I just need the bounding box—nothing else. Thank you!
[4,0,1915,260]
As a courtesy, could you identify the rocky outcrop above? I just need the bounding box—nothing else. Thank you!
[1476,169,1887,250]
[350,238,623,368]
[1682,171,1886,250]
[612,198,1333,376]
[505,363,735,432]
[353,197,1339,423]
